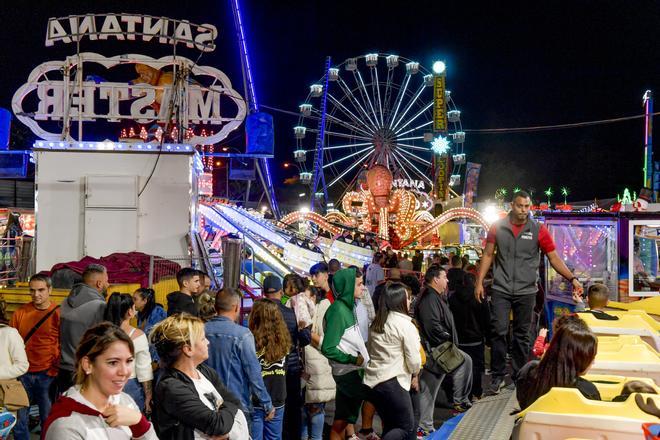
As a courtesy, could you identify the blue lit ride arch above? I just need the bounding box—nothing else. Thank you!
[293,54,465,203]
[230,0,280,218]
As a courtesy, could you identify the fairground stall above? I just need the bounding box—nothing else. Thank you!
[542,210,660,322]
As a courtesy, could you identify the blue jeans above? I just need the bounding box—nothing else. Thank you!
[13,371,54,440]
[123,378,145,413]
[300,403,325,440]
[252,406,284,440]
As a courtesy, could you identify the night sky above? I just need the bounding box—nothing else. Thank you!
[1,0,659,205]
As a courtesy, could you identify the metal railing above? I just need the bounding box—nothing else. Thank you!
[0,237,33,286]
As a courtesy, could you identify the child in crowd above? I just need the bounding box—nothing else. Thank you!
[612,380,658,402]
[285,276,316,329]
[516,315,600,411]
[575,283,619,320]
[532,313,579,358]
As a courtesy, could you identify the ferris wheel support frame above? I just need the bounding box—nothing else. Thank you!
[310,57,331,213]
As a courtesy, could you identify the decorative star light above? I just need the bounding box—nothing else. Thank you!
[430,135,451,155]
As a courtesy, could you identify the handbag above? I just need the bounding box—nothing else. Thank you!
[0,379,29,411]
[430,341,465,374]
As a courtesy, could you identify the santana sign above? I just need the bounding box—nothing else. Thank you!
[46,14,218,52]
[12,53,246,145]
[392,178,426,191]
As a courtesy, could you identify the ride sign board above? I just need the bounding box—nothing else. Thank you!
[46,14,218,52]
[435,154,449,200]
[12,53,246,145]
[463,162,482,208]
[392,178,426,192]
[433,75,447,133]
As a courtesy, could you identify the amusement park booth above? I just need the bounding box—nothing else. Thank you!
[542,211,660,321]
[34,146,200,272]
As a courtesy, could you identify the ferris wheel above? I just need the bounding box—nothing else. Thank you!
[292,53,465,203]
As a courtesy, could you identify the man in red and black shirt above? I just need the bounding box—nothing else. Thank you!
[476,190,583,395]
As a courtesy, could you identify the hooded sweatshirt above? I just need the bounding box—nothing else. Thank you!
[43,386,156,439]
[60,283,106,371]
[166,291,198,317]
[321,268,362,376]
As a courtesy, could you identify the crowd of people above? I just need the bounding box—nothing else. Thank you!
[1,191,658,439]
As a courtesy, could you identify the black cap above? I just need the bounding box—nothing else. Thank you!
[263,275,282,294]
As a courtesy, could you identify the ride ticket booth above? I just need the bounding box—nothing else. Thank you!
[542,211,660,323]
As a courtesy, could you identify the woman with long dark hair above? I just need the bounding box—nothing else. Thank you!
[364,282,422,440]
[104,293,153,414]
[249,299,292,440]
[516,315,600,410]
[132,288,166,337]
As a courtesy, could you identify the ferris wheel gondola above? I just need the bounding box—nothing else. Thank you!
[293,53,465,202]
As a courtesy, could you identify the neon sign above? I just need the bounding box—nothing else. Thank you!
[46,14,218,52]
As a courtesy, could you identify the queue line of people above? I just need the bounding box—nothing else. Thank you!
[0,187,639,440]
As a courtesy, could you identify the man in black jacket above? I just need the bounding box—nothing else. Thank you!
[263,275,312,440]
[415,266,473,435]
[449,272,490,399]
[167,268,201,317]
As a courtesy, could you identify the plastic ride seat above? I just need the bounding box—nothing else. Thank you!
[583,374,660,401]
[514,388,660,440]
[579,312,660,351]
[588,339,660,383]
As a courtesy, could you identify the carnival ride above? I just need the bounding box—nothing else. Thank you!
[279,54,490,249]
[292,53,465,207]
[198,202,373,281]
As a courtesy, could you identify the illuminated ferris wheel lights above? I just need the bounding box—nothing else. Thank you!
[328,68,339,81]
[432,61,446,74]
[451,131,466,143]
[449,175,461,187]
[299,104,313,116]
[447,110,461,122]
[452,153,466,165]
[310,84,323,97]
[405,62,420,74]
[294,53,465,195]
[365,53,379,66]
[386,55,399,68]
[430,135,451,155]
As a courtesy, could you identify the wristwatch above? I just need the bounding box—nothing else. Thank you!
[569,277,578,283]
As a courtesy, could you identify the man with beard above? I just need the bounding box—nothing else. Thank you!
[56,264,109,395]
[476,191,583,394]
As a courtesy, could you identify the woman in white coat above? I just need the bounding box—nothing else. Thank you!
[0,298,30,437]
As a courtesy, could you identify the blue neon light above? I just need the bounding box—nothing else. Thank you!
[231,0,280,218]
[232,0,257,111]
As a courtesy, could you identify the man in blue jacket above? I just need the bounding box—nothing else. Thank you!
[204,288,273,431]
